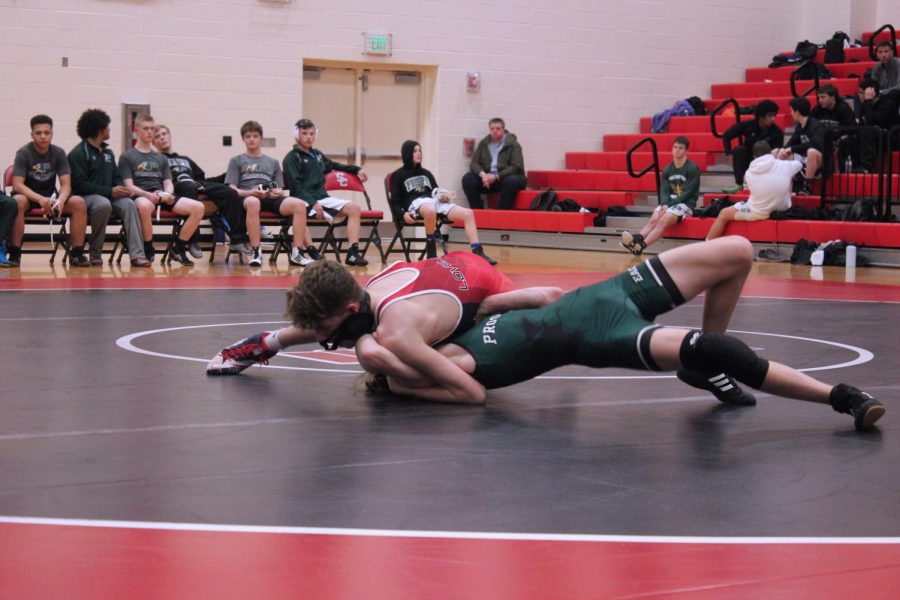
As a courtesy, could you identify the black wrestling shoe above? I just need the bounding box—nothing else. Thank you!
[620,231,646,256]
[830,384,885,431]
[677,369,757,406]
[424,239,437,259]
[472,246,497,265]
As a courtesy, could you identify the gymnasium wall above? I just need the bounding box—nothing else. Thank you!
[0,0,883,198]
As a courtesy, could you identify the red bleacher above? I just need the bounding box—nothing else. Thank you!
[745,62,873,82]
[565,151,715,171]
[667,218,900,249]
[638,114,793,135]
[710,79,860,99]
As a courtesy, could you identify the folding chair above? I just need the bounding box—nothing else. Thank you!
[322,171,386,263]
[4,165,71,264]
[383,172,452,262]
[109,204,185,265]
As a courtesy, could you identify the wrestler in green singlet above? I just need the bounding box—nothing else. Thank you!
[452,257,686,390]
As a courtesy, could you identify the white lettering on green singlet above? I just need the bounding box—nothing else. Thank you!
[482,313,502,345]
[628,265,643,283]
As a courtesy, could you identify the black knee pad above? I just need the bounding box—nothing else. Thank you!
[679,330,769,389]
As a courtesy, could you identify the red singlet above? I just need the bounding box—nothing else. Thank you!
[366,251,513,342]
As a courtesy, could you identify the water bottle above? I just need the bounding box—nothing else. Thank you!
[845,155,853,174]
[846,244,857,269]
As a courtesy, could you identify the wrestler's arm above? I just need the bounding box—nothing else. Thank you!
[376,328,486,404]
[474,286,564,321]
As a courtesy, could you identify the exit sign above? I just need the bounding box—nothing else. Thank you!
[364,32,392,56]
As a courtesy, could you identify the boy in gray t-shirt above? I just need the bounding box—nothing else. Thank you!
[120,113,205,265]
[9,114,91,266]
[225,120,317,267]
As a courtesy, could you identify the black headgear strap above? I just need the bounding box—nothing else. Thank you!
[319,292,375,350]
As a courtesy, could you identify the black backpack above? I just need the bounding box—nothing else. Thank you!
[795,61,832,81]
[790,239,819,265]
[842,198,876,221]
[555,198,583,212]
[824,31,849,64]
[795,40,819,60]
[685,96,706,116]
[529,188,559,211]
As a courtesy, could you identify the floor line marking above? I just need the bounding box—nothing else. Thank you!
[1,516,898,544]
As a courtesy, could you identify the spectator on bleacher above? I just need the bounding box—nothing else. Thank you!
[620,136,700,256]
[68,108,150,268]
[0,193,16,267]
[851,78,900,172]
[226,120,314,267]
[778,97,824,196]
[811,84,858,173]
[152,125,254,259]
[871,41,900,96]
[461,118,526,210]
[119,114,204,266]
[707,141,800,240]
[390,140,496,265]
[721,100,783,194]
[9,115,90,267]
[282,118,369,267]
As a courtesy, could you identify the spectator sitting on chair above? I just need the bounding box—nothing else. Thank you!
[871,41,900,96]
[721,99,783,194]
[778,97,824,196]
[706,141,800,240]
[10,114,90,267]
[226,120,314,268]
[461,118,526,210]
[621,136,700,256]
[0,193,16,267]
[282,118,369,267]
[390,140,497,265]
[119,113,204,266]
[68,108,150,268]
[811,84,857,173]
[152,124,254,259]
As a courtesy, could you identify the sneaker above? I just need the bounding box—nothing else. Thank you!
[68,251,91,267]
[435,233,449,255]
[170,245,194,266]
[722,183,744,194]
[248,247,263,267]
[144,243,156,263]
[188,242,203,259]
[677,369,757,406]
[796,180,813,196]
[289,247,313,266]
[620,231,646,256]
[830,383,885,431]
[229,241,254,256]
[90,256,104,266]
[425,239,437,259]
[130,257,152,268]
[345,248,369,266]
[306,246,324,261]
[5,247,21,267]
[0,243,10,268]
[472,246,497,265]
[206,331,278,376]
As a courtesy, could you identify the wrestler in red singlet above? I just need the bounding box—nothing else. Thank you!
[366,251,513,341]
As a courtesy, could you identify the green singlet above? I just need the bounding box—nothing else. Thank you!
[453,257,685,390]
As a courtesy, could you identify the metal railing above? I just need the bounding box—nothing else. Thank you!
[868,24,896,60]
[626,137,661,203]
[709,98,741,141]
[790,61,820,98]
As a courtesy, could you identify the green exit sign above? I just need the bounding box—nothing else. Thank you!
[364,32,392,56]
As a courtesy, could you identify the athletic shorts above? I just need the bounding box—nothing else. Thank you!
[260,196,288,214]
[731,200,771,222]
[309,196,349,219]
[655,203,693,223]
[456,257,685,390]
[408,196,456,219]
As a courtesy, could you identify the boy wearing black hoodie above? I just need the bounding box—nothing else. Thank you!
[390,140,496,265]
